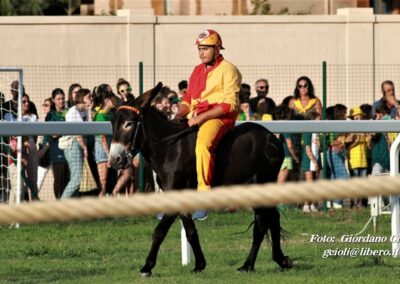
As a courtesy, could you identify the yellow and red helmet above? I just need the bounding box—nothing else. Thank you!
[195,29,225,50]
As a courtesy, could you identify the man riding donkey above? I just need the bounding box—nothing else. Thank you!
[174,29,242,220]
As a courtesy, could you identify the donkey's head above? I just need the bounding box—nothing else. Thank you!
[108,82,162,170]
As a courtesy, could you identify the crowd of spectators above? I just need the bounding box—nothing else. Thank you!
[0,77,398,213]
[238,77,399,212]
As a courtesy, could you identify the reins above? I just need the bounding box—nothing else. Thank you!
[150,126,198,147]
[117,105,197,149]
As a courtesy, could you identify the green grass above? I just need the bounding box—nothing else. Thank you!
[0,208,400,283]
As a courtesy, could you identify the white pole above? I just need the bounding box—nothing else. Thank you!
[390,134,400,256]
[180,221,190,265]
[15,70,23,228]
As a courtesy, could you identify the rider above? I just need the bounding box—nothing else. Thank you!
[175,29,242,220]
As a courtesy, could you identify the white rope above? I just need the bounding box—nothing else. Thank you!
[0,175,399,225]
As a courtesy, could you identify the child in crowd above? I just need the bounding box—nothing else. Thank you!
[347,107,368,208]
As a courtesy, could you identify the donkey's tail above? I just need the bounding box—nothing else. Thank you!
[231,221,255,236]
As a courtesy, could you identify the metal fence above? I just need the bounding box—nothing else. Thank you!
[1,64,399,117]
[1,63,400,202]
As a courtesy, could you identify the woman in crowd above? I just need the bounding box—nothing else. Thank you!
[66,83,82,108]
[61,88,92,199]
[37,97,53,192]
[21,94,39,201]
[293,76,322,118]
[92,87,116,196]
[43,89,70,199]
[116,78,134,102]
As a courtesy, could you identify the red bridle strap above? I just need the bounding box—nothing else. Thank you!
[118,105,140,114]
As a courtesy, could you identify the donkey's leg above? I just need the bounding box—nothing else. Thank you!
[237,209,267,272]
[180,214,206,272]
[140,214,178,277]
[265,207,293,269]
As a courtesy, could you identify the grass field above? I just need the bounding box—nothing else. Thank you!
[1,207,400,283]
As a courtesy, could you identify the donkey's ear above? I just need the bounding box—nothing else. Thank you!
[133,82,163,108]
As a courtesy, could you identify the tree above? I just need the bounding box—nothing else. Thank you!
[11,0,49,15]
[0,0,14,15]
[59,0,80,15]
[250,0,271,15]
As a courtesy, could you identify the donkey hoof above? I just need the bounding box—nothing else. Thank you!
[237,265,254,272]
[192,262,206,273]
[140,265,152,277]
[279,256,294,269]
[140,272,152,278]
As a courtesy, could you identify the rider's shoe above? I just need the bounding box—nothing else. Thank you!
[192,210,208,221]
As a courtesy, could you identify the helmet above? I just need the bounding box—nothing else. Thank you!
[195,29,225,49]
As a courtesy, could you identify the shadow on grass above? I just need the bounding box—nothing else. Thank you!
[1,267,104,283]
[356,256,396,268]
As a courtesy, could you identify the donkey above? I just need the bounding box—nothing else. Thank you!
[108,83,293,276]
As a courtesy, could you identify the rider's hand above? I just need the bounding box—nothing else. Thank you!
[188,116,202,127]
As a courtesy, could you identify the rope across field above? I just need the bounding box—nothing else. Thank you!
[1,175,399,226]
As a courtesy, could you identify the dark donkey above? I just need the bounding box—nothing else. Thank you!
[108,83,293,276]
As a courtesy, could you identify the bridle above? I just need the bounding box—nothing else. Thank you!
[116,105,197,153]
[117,105,143,159]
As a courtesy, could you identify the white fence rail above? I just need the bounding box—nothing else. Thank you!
[0,120,400,263]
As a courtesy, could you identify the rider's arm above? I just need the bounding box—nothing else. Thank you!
[218,63,242,114]
[189,106,224,127]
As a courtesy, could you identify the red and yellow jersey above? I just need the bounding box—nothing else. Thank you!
[182,55,242,119]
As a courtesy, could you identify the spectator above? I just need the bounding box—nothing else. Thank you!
[281,95,295,110]
[61,88,92,199]
[116,78,134,102]
[367,103,391,177]
[347,106,368,208]
[66,83,82,108]
[154,94,171,118]
[250,79,276,120]
[167,90,180,119]
[274,105,299,184]
[327,104,349,209]
[293,76,322,119]
[238,83,251,121]
[372,80,400,118]
[294,76,322,117]
[42,89,70,199]
[92,87,117,196]
[178,80,188,99]
[37,97,53,192]
[360,103,373,120]
[301,111,321,213]
[3,81,38,120]
[21,94,39,201]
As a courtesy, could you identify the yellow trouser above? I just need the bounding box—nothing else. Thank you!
[195,118,234,192]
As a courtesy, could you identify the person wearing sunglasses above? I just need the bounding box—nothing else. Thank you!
[2,81,38,121]
[293,76,322,118]
[116,78,134,102]
[250,78,276,120]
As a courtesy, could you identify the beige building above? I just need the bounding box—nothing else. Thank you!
[1,6,400,200]
[92,0,372,15]
[0,7,399,112]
